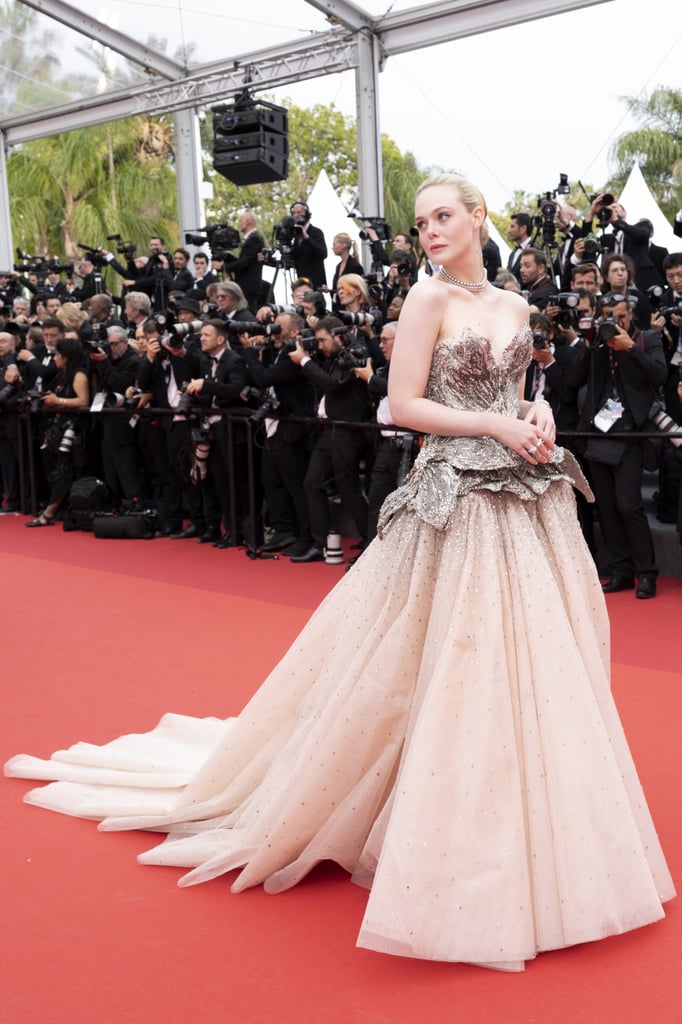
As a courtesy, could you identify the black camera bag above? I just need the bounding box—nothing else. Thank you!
[64,477,114,532]
[93,511,157,540]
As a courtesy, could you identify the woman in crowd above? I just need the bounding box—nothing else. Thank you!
[330,232,364,299]
[25,336,89,526]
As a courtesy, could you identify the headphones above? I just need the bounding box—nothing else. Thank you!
[290,201,311,220]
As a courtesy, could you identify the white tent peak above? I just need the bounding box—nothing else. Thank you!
[618,162,678,253]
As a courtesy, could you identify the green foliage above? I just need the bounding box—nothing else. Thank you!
[609,86,682,219]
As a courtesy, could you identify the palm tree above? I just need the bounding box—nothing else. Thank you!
[609,86,682,218]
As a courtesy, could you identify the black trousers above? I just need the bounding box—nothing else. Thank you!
[101,421,143,503]
[304,425,368,548]
[367,438,404,541]
[201,421,248,541]
[261,430,310,539]
[587,441,656,576]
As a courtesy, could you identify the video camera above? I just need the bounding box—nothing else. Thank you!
[184,224,241,260]
[13,249,74,279]
[534,174,571,245]
[351,214,392,244]
[106,234,136,259]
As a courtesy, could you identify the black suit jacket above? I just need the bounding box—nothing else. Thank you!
[526,276,558,311]
[301,354,372,423]
[292,225,328,288]
[222,234,265,311]
[524,341,584,433]
[574,329,667,431]
[242,345,315,442]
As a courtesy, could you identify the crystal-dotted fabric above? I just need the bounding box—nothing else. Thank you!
[5,326,674,970]
[379,325,592,534]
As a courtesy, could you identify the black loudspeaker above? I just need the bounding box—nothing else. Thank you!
[212,99,289,185]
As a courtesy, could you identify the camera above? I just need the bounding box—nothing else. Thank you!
[648,401,682,449]
[589,193,615,230]
[184,224,240,260]
[76,242,109,267]
[553,291,580,329]
[226,321,282,340]
[596,315,620,345]
[336,310,382,330]
[240,386,281,426]
[532,331,548,350]
[354,215,392,243]
[175,382,199,418]
[80,321,111,354]
[582,236,601,262]
[333,332,370,371]
[58,420,78,454]
[13,250,74,279]
[660,302,682,319]
[0,378,22,406]
[107,234,136,259]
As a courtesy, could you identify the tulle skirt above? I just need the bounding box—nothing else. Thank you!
[5,481,674,969]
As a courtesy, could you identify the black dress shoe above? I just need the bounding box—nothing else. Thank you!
[290,545,324,563]
[154,527,173,538]
[170,524,200,540]
[212,533,233,549]
[636,576,657,599]
[601,575,635,593]
[198,527,221,544]
[260,531,297,552]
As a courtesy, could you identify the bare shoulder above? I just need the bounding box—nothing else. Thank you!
[402,276,448,312]
[486,287,529,328]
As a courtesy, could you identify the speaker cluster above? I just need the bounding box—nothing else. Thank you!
[212,98,289,185]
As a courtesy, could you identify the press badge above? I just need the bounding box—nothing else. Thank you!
[593,398,624,433]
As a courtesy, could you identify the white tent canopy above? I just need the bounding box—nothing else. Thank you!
[618,163,679,253]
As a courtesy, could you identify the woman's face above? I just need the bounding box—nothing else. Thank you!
[333,236,348,256]
[607,261,629,289]
[414,185,483,266]
[336,282,360,308]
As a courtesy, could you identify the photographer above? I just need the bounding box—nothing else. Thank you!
[65,257,101,304]
[184,319,249,547]
[220,211,265,312]
[239,313,315,555]
[334,273,384,367]
[525,311,584,434]
[0,331,22,513]
[136,320,204,537]
[573,292,667,598]
[506,213,533,282]
[131,236,171,307]
[192,252,218,295]
[383,251,416,312]
[89,324,143,506]
[601,253,652,331]
[214,282,254,342]
[24,337,90,527]
[287,315,372,562]
[584,195,662,292]
[123,291,151,337]
[288,202,328,289]
[352,321,417,543]
[518,249,558,310]
[651,253,682,422]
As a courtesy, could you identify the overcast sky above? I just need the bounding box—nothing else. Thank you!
[19,0,682,214]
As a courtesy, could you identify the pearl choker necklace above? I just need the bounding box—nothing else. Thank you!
[438,267,487,291]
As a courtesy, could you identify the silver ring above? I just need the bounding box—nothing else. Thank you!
[527,444,537,455]
[535,437,543,446]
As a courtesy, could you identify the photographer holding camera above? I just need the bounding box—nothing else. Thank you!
[584,195,663,292]
[574,291,667,598]
[239,312,315,555]
[24,336,90,526]
[287,315,372,562]
[288,202,328,289]
[89,324,143,507]
[183,319,249,547]
[518,249,559,310]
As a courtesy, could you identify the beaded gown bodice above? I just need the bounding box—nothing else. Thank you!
[378,323,591,533]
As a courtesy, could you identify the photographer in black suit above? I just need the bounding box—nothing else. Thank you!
[289,202,328,290]
[287,315,372,561]
[574,292,667,598]
[239,312,315,555]
[90,324,143,506]
[185,319,248,547]
[221,212,264,312]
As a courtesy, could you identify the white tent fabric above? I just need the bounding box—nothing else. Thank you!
[618,163,678,254]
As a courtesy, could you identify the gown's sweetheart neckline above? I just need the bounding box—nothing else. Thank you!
[435,323,530,371]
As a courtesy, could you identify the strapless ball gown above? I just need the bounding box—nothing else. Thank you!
[5,325,674,971]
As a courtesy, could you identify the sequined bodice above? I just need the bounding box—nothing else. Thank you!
[377,323,591,534]
[426,324,531,417]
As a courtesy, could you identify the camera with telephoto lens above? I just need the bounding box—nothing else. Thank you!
[58,420,78,454]
[184,224,240,261]
[333,331,370,371]
[175,382,200,418]
[79,320,111,354]
[336,310,382,331]
[225,321,282,341]
[355,215,392,243]
[125,386,145,409]
[532,331,548,350]
[281,329,317,354]
[240,386,281,426]
[0,378,22,406]
[648,401,682,449]
[76,242,110,267]
[660,302,682,320]
[582,236,601,262]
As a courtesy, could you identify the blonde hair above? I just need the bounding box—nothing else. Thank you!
[416,173,488,221]
[334,232,359,261]
[57,302,88,330]
[337,273,369,304]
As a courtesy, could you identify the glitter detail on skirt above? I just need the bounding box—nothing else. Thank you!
[5,325,674,970]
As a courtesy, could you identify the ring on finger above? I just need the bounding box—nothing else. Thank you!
[527,444,537,455]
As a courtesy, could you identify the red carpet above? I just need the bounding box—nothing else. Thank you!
[1,516,680,1023]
